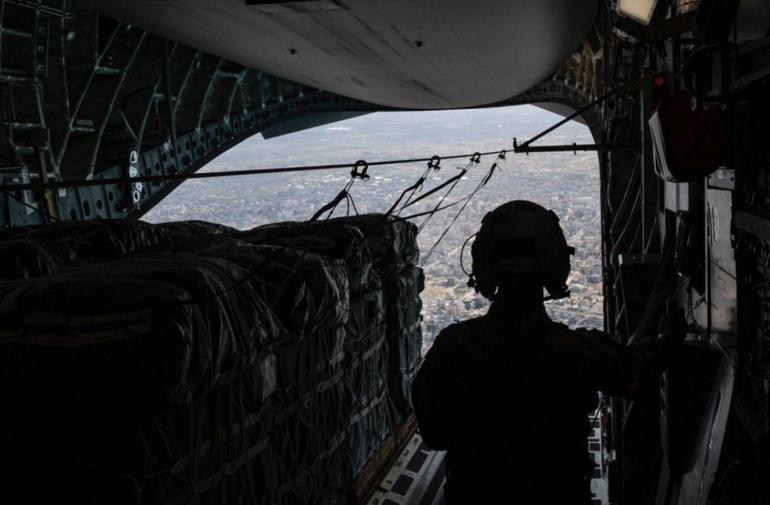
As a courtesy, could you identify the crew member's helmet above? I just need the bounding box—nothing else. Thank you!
[469,200,575,301]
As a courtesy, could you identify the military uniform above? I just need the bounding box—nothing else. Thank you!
[412,300,670,505]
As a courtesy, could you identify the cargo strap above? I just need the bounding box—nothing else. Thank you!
[349,388,388,426]
[164,437,272,505]
[275,430,348,500]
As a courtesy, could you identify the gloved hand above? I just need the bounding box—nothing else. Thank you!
[658,304,688,343]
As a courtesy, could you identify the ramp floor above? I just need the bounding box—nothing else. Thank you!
[366,433,446,505]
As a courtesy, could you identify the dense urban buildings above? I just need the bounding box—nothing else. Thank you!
[145,105,604,352]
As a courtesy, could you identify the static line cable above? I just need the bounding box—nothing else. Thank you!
[419,152,505,267]
[0,149,514,193]
[416,173,467,234]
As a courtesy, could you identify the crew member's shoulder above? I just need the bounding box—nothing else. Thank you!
[552,323,607,343]
[431,317,485,348]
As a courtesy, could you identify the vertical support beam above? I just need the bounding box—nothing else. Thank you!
[162,39,182,180]
[163,39,177,144]
[640,71,659,255]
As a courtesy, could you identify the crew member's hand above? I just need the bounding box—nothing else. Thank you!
[658,306,687,344]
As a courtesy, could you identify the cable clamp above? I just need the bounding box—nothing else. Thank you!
[428,155,441,171]
[470,152,482,164]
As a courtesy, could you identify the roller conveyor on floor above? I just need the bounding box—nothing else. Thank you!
[367,433,446,505]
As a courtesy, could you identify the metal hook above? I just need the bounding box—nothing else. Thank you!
[350,159,370,180]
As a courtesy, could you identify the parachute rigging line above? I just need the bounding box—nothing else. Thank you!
[347,192,360,216]
[310,189,349,222]
[388,167,432,217]
[396,195,471,221]
[310,160,367,222]
[419,152,506,268]
[393,155,441,216]
[415,152,490,234]
[403,170,466,212]
[416,169,471,234]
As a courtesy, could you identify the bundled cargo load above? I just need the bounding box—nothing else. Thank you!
[385,264,424,423]
[0,215,423,505]
[0,219,237,281]
[0,252,283,408]
[3,353,280,505]
[153,219,237,239]
[0,237,69,279]
[238,219,395,476]
[150,235,350,335]
[13,219,169,262]
[147,233,354,503]
[238,220,374,294]
[329,215,424,424]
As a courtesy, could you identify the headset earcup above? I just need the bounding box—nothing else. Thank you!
[470,200,574,301]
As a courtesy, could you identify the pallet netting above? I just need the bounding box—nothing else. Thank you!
[272,374,349,505]
[0,254,285,404]
[329,216,424,425]
[0,276,198,408]
[2,354,280,504]
[384,265,424,422]
[237,221,374,295]
[238,218,413,479]
[152,236,351,333]
[152,233,354,503]
[0,219,237,281]
[347,375,393,475]
[0,236,70,279]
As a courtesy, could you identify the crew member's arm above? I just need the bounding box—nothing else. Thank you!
[578,308,687,398]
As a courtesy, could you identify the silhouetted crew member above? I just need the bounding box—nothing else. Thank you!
[412,201,683,504]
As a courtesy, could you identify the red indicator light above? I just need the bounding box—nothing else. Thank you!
[654,74,666,87]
